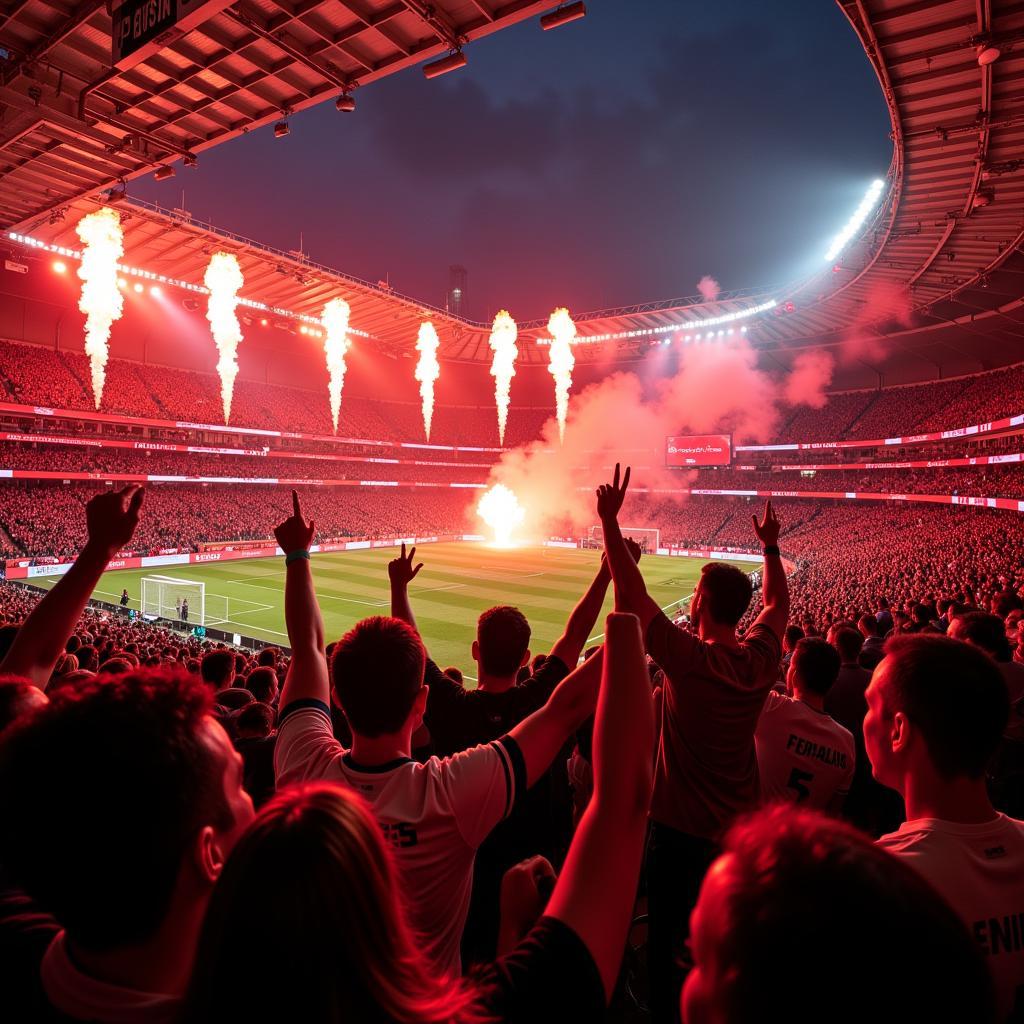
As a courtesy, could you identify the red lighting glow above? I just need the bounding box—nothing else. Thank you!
[52,260,67,274]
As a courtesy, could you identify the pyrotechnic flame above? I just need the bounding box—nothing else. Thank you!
[546,307,577,444]
[476,483,525,548]
[488,310,518,445]
[322,298,351,433]
[203,253,244,423]
[415,321,441,440]
[75,208,124,409]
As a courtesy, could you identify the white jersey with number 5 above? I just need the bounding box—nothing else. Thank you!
[754,690,855,811]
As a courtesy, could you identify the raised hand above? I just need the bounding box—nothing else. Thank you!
[751,499,781,547]
[388,542,423,588]
[624,536,643,564]
[85,485,145,557]
[274,490,316,554]
[595,463,631,524]
[498,855,557,953]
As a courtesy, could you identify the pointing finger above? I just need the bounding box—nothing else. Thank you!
[292,489,301,519]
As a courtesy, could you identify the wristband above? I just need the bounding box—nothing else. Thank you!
[763,545,780,556]
[285,549,310,565]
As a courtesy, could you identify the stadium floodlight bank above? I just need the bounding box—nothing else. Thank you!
[141,575,207,626]
[588,525,660,552]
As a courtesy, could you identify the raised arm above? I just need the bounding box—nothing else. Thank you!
[275,491,326,709]
[597,464,660,631]
[751,500,790,640]
[388,543,423,632]
[508,649,604,788]
[547,558,612,668]
[546,612,654,1001]
[1,486,144,688]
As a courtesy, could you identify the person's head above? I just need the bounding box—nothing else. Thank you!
[244,666,279,704]
[201,649,236,691]
[856,613,879,639]
[0,676,47,733]
[330,617,427,738]
[216,687,255,712]
[183,784,478,1023]
[256,647,279,668]
[76,644,99,672]
[864,635,1008,794]
[831,627,864,665]
[0,669,254,954]
[98,656,134,676]
[474,605,531,678]
[782,625,804,655]
[787,637,840,699]
[681,806,994,1024]
[0,624,19,662]
[692,563,753,631]
[234,701,274,740]
[948,611,1013,663]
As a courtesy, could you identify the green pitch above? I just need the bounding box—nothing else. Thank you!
[37,543,747,678]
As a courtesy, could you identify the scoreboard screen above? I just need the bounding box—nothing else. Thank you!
[666,434,732,467]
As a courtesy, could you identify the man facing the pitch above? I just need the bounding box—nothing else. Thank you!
[596,464,789,1024]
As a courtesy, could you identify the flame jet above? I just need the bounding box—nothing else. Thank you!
[322,298,351,433]
[204,253,245,423]
[415,321,441,440]
[547,307,577,444]
[488,310,518,445]
[75,208,125,409]
[476,483,524,547]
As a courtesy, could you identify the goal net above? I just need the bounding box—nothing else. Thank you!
[141,576,206,626]
[588,525,660,553]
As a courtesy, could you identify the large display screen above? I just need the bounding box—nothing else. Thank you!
[666,434,732,467]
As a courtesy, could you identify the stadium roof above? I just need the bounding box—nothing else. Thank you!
[4,0,1024,381]
[0,0,562,228]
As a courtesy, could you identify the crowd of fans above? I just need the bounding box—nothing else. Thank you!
[0,477,1018,1024]
[1,339,1021,448]
[0,484,473,559]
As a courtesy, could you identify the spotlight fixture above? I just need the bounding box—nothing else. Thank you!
[976,42,1001,66]
[423,50,466,79]
[972,189,994,210]
[150,285,161,296]
[274,120,290,138]
[183,153,197,168]
[133,282,144,293]
[153,164,175,181]
[335,92,356,112]
[540,2,586,31]
[52,260,67,273]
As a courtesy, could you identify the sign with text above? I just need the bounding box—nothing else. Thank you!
[666,434,732,467]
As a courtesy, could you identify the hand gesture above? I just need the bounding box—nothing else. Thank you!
[624,536,643,564]
[751,499,781,547]
[499,855,557,952]
[274,490,316,554]
[596,463,630,524]
[86,485,145,556]
[388,542,423,588]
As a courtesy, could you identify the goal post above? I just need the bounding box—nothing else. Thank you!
[588,525,660,553]
[141,576,206,626]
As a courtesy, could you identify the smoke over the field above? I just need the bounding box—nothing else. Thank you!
[488,335,787,537]
[697,275,721,302]
[785,349,834,408]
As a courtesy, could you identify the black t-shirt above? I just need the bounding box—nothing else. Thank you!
[0,878,61,1022]
[474,916,605,1023]
[424,656,569,758]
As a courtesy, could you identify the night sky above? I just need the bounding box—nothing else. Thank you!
[134,0,892,323]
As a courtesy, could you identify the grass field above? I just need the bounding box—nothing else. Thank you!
[34,543,748,676]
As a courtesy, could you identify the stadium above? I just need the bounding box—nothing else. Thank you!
[0,2,1022,1022]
